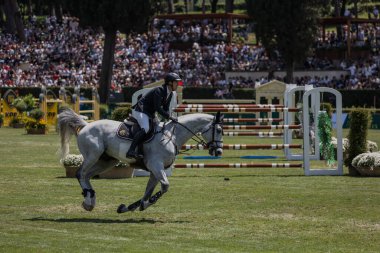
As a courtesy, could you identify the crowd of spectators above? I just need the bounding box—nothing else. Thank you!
[1,15,380,93]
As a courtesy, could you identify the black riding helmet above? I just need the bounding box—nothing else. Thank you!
[164,72,182,86]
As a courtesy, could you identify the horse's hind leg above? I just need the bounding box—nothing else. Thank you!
[82,158,119,210]
[77,151,116,212]
[76,159,97,211]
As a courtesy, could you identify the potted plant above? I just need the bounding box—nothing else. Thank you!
[11,94,35,128]
[24,108,48,134]
[352,152,380,176]
[61,154,133,178]
[61,154,83,178]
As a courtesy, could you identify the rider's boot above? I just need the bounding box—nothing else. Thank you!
[126,129,146,159]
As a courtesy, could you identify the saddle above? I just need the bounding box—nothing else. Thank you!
[116,117,155,143]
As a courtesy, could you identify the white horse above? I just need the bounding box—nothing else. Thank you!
[58,108,224,213]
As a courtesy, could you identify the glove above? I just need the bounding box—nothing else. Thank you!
[169,116,178,122]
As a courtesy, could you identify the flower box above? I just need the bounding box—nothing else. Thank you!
[26,128,47,135]
[64,165,79,178]
[64,165,133,179]
[355,166,380,177]
[62,154,133,179]
[352,152,380,177]
[97,165,134,179]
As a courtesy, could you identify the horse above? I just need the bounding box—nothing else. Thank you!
[57,108,224,213]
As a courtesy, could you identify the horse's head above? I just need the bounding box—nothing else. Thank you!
[201,111,224,157]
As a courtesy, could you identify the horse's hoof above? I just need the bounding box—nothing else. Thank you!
[117,204,127,213]
[139,201,148,211]
[82,201,94,211]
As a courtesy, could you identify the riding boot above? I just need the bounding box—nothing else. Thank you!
[126,129,146,159]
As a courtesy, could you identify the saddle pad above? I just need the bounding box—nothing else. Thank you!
[116,123,134,141]
[116,122,155,143]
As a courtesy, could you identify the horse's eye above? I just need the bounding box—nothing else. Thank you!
[216,127,222,134]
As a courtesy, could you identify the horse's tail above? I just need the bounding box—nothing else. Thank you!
[57,108,88,161]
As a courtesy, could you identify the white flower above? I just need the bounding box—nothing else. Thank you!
[331,138,378,153]
[61,154,83,167]
[352,152,380,169]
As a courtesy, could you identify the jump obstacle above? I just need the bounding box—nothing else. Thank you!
[173,85,343,176]
[1,90,19,127]
[175,163,303,168]
[181,144,302,150]
[73,86,100,121]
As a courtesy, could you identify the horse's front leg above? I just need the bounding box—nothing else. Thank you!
[139,166,169,211]
[117,173,158,213]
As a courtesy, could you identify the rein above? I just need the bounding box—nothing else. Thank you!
[175,120,208,147]
[170,118,223,153]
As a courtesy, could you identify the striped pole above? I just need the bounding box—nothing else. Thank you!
[174,163,303,168]
[223,125,301,130]
[174,107,299,113]
[223,118,283,123]
[181,144,302,150]
[178,104,285,108]
[224,131,283,137]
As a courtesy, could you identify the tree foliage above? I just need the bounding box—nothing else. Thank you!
[245,0,327,82]
[65,0,154,34]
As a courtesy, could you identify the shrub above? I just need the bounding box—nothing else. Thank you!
[111,106,131,122]
[344,109,371,176]
[318,111,335,165]
[320,102,333,118]
[99,104,109,119]
[29,108,44,121]
[12,94,35,113]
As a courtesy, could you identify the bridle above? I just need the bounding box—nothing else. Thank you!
[200,119,223,154]
[166,113,224,155]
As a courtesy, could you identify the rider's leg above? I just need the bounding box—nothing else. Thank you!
[126,110,149,159]
[126,129,147,158]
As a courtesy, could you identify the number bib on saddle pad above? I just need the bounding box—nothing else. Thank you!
[116,117,155,143]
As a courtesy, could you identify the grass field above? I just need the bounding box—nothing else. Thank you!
[0,127,380,253]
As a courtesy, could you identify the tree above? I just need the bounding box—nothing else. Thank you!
[167,0,174,13]
[246,0,327,82]
[66,0,154,104]
[225,0,234,13]
[3,0,26,41]
[210,0,218,13]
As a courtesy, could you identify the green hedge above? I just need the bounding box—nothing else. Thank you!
[344,109,371,176]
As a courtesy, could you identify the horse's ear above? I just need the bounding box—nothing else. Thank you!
[220,113,224,122]
[215,111,221,123]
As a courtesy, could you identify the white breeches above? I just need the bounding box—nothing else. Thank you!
[132,110,150,133]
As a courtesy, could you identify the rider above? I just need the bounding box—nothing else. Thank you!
[126,72,182,159]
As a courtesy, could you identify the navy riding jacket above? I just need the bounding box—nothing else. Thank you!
[133,85,173,119]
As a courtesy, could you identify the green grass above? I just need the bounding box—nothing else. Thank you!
[0,127,380,252]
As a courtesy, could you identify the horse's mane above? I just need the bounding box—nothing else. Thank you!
[178,113,214,124]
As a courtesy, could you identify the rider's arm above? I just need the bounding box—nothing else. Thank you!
[153,89,170,119]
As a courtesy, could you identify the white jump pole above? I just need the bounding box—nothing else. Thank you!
[283,84,319,160]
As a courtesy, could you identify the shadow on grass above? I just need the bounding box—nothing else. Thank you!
[25,217,189,224]
[174,174,305,178]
